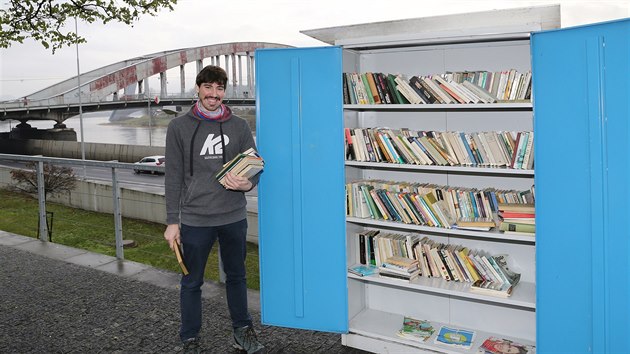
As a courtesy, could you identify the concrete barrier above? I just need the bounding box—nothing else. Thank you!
[0,139,165,163]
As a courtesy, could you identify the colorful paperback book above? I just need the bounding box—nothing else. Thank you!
[478,336,536,354]
[435,325,475,349]
[396,316,435,342]
[348,264,378,277]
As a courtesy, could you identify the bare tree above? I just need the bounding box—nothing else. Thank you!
[1,0,177,52]
[10,162,77,200]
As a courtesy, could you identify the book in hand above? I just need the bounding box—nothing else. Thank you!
[173,240,189,275]
[216,147,264,186]
[396,316,435,342]
[434,325,475,349]
[478,336,535,354]
[348,264,378,277]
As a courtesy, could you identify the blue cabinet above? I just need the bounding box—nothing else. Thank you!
[255,17,630,353]
[532,19,629,353]
[255,46,348,332]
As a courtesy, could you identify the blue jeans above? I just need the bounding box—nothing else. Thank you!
[179,219,252,341]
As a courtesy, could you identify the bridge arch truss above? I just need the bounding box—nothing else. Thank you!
[4,42,292,111]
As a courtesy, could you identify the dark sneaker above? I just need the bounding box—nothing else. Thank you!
[182,337,201,354]
[233,326,265,354]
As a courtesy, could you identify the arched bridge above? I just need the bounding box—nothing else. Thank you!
[0,42,291,124]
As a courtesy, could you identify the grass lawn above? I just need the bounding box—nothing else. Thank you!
[0,188,261,290]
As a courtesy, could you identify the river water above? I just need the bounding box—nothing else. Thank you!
[0,106,256,147]
[0,112,168,146]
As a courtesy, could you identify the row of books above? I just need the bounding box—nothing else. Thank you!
[346,180,535,231]
[345,127,534,170]
[397,316,535,353]
[498,202,535,235]
[355,230,521,296]
[342,69,532,105]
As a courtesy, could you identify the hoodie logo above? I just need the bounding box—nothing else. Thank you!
[200,134,230,156]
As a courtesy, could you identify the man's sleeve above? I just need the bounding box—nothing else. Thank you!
[165,121,184,224]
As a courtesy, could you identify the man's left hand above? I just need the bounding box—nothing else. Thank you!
[222,172,253,191]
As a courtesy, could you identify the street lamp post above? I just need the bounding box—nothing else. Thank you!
[74,17,86,179]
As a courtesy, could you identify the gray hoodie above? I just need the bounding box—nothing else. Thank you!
[164,105,259,227]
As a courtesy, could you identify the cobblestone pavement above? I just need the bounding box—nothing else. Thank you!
[0,234,368,354]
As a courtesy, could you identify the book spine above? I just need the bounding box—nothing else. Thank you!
[360,73,375,104]
[366,72,382,104]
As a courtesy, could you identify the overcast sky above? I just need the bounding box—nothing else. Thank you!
[1,0,628,100]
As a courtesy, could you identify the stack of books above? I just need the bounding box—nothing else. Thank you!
[498,203,535,235]
[216,147,264,186]
[379,256,421,281]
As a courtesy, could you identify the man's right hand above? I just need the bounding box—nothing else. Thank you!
[164,224,180,251]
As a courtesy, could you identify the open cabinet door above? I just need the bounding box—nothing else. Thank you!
[255,46,347,332]
[532,19,629,353]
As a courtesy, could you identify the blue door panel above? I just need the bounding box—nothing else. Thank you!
[255,46,347,332]
[532,19,629,353]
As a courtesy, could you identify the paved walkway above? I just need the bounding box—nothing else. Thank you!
[0,231,367,353]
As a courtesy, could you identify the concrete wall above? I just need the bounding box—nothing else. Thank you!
[0,166,259,243]
[0,139,165,163]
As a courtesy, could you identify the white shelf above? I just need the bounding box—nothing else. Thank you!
[344,103,532,111]
[346,160,534,176]
[345,308,536,354]
[346,216,536,244]
[348,272,536,309]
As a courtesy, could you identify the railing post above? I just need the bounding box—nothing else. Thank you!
[36,161,48,241]
[111,166,124,259]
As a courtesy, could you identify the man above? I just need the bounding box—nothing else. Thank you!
[164,65,264,354]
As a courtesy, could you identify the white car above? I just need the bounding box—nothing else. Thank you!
[133,156,165,174]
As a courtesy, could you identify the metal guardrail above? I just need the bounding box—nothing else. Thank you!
[0,153,162,259]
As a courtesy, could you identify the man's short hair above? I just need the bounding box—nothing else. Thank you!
[196,65,228,87]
